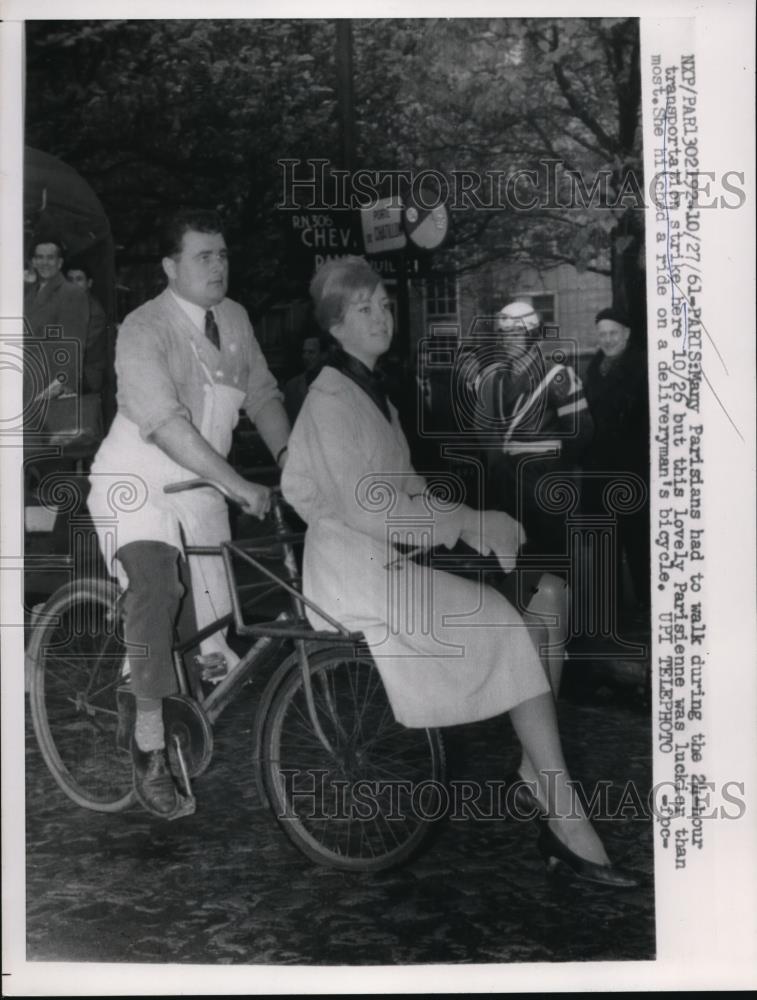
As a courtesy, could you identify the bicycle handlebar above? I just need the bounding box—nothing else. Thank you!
[163,478,282,510]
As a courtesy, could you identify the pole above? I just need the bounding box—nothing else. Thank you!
[335,20,356,173]
[336,19,410,363]
[395,252,410,362]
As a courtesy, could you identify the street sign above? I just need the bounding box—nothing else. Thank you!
[360,197,407,255]
[284,209,424,282]
[403,201,449,250]
[286,210,364,280]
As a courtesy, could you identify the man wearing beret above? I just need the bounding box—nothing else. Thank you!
[583,307,650,618]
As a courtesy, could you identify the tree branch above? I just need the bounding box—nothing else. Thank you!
[549,24,620,156]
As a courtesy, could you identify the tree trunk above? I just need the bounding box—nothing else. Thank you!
[611,209,646,349]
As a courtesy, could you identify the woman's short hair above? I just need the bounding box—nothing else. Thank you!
[309,256,381,332]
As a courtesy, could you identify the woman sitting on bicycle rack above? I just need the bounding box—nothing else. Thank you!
[280,255,637,888]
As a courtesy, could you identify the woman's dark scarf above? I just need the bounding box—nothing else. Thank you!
[325,347,392,423]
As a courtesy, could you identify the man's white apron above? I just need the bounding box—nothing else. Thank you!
[88,339,245,669]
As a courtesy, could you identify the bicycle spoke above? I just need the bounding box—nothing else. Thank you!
[30,581,135,812]
[261,648,445,871]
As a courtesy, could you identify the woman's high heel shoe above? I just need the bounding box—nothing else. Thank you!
[537,822,639,888]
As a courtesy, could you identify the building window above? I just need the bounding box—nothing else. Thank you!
[509,292,557,325]
[426,275,459,319]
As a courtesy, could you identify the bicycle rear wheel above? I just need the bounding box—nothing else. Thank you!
[256,645,446,872]
[28,579,136,812]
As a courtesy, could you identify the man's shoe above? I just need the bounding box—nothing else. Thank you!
[132,743,181,818]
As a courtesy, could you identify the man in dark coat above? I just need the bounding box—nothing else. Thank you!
[65,262,108,396]
[24,240,105,443]
[583,307,650,614]
[283,333,325,424]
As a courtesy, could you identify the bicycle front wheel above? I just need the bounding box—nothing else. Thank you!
[256,645,446,872]
[28,578,136,812]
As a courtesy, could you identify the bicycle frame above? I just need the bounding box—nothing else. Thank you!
[175,525,361,750]
[29,481,449,868]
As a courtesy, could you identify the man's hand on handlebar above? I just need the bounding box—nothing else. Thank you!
[163,477,276,518]
[231,480,272,519]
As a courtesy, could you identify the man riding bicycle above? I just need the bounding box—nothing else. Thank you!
[87,209,290,819]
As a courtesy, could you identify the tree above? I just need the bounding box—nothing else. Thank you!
[383,18,644,334]
[25,18,643,330]
[25,19,342,311]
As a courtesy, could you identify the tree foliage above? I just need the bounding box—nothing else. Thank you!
[385,18,643,321]
[25,17,643,323]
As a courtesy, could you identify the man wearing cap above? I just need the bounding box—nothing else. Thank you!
[87,209,290,819]
[583,307,649,616]
[473,301,593,661]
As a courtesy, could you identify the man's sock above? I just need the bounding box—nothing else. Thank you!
[134,698,165,752]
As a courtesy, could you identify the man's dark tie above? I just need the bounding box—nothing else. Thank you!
[204,310,220,350]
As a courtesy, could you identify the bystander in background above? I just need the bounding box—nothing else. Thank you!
[283,332,326,424]
[65,261,108,402]
[24,238,106,449]
[476,301,593,574]
[582,307,650,622]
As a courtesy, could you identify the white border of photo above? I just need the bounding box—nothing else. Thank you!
[2,0,755,995]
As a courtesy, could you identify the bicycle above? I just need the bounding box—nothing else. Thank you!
[27,479,446,872]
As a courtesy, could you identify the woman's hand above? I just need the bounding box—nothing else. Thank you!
[460,510,525,572]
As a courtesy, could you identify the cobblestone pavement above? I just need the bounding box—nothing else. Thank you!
[24,654,655,968]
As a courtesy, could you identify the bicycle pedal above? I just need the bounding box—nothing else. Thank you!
[195,653,229,684]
